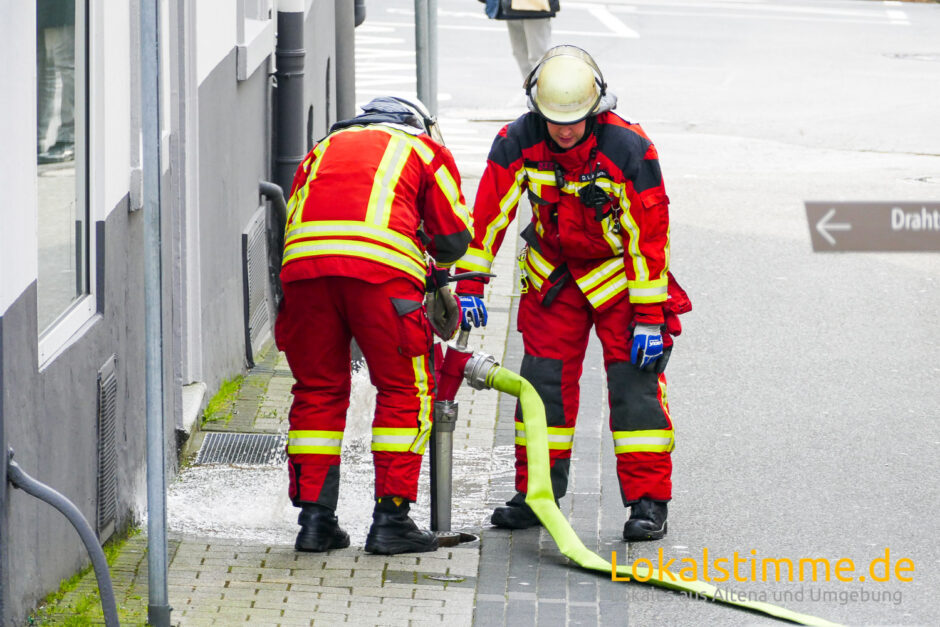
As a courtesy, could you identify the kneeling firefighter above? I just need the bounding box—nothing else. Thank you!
[456,46,691,541]
[275,96,485,554]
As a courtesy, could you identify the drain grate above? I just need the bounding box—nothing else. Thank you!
[195,432,287,466]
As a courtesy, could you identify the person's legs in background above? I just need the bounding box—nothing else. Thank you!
[38,24,75,163]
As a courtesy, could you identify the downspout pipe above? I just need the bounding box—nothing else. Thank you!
[335,0,357,120]
[140,0,171,624]
[6,450,119,627]
[259,180,287,308]
[274,7,306,197]
[354,0,366,27]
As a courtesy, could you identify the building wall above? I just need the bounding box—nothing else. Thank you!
[197,49,271,391]
[0,1,338,623]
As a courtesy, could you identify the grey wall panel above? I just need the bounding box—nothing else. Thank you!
[0,198,149,626]
[197,48,270,393]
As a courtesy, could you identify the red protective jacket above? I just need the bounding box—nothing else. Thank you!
[458,111,685,327]
[281,123,473,289]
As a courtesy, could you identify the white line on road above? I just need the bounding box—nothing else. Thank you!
[362,21,637,39]
[566,2,640,38]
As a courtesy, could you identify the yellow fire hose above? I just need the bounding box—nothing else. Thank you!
[472,361,841,626]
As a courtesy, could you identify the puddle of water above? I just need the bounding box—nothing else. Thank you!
[167,367,506,544]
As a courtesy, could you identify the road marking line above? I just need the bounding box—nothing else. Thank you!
[361,20,636,38]
[568,2,640,38]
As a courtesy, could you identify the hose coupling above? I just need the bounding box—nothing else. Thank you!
[433,400,459,433]
[464,352,499,390]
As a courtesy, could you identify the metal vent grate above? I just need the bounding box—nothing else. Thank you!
[96,355,118,541]
[243,205,273,367]
[194,432,287,466]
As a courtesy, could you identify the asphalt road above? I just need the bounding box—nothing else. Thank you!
[361,1,940,624]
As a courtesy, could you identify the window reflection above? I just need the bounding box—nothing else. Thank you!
[36,0,85,332]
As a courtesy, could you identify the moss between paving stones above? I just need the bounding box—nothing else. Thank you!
[201,375,245,426]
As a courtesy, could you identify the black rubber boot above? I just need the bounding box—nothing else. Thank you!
[622,498,668,541]
[490,492,542,529]
[364,498,439,555]
[295,504,350,552]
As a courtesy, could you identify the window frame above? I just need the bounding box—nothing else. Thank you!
[37,0,95,367]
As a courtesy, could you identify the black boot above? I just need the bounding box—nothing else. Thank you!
[364,498,439,555]
[622,498,668,541]
[295,504,350,552]
[490,492,542,529]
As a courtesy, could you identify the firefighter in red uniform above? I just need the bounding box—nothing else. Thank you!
[276,96,480,555]
[456,46,691,541]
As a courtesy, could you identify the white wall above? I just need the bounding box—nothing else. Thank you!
[197,0,238,85]
[0,1,39,313]
[95,0,133,217]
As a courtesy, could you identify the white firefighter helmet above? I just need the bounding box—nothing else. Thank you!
[524,46,606,124]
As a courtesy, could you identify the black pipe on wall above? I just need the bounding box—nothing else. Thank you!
[355,0,366,27]
[274,10,306,197]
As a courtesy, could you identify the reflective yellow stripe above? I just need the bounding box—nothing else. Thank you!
[286,139,331,228]
[612,429,675,454]
[524,167,556,185]
[574,259,628,309]
[482,166,526,253]
[434,164,472,228]
[547,426,575,451]
[600,214,624,255]
[516,424,574,450]
[617,191,651,283]
[583,273,629,309]
[576,258,622,292]
[407,132,435,164]
[365,134,411,226]
[659,377,671,422]
[284,221,425,263]
[287,429,344,455]
[627,277,668,304]
[369,357,432,454]
[523,246,554,291]
[282,240,427,281]
[372,427,420,452]
[456,248,493,274]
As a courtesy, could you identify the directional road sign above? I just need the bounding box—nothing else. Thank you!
[805,202,940,252]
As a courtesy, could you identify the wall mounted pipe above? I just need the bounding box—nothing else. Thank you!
[274,9,306,196]
[6,450,119,627]
[259,181,287,308]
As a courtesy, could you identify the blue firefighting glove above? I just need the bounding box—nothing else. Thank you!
[458,295,488,330]
[630,324,664,372]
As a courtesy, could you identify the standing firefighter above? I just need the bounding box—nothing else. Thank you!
[456,46,691,541]
[276,97,474,554]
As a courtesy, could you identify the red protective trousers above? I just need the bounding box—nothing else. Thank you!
[514,280,674,504]
[275,276,435,508]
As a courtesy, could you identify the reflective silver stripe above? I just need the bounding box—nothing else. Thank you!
[627,285,668,298]
[614,437,672,448]
[373,434,418,445]
[288,436,343,448]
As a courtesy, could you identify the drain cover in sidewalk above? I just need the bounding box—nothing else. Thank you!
[194,432,286,466]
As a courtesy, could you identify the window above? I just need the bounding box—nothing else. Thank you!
[36,0,92,362]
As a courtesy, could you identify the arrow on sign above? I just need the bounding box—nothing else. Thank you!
[815,208,852,246]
